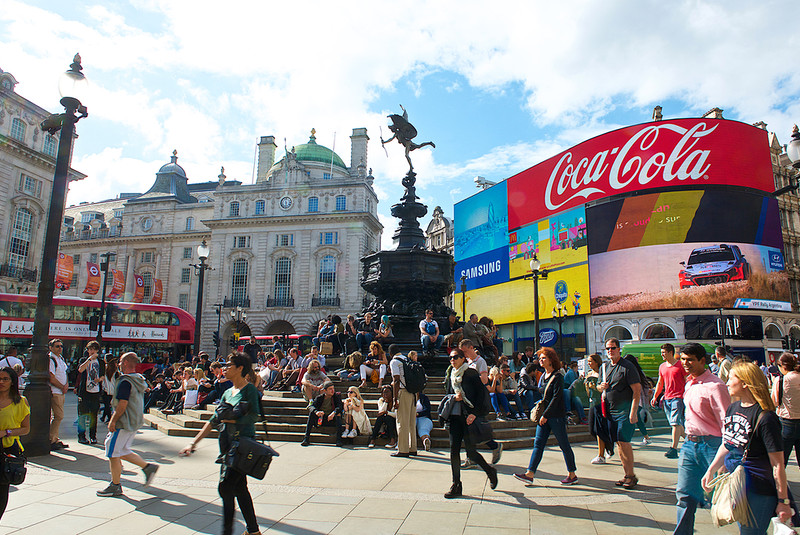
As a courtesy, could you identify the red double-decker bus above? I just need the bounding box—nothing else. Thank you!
[0,293,195,366]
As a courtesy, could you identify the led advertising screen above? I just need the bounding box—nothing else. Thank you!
[454,182,508,261]
[506,119,774,229]
[455,247,509,292]
[508,205,588,278]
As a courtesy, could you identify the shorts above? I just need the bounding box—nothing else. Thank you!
[105,428,137,458]
[610,403,635,443]
[663,397,685,427]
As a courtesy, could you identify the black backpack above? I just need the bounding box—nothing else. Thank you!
[398,356,427,394]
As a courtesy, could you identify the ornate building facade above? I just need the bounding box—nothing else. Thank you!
[59,129,381,355]
[0,66,85,295]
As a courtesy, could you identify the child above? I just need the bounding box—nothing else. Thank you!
[368,385,397,448]
[342,386,371,438]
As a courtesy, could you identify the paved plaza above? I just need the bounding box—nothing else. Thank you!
[1,394,795,535]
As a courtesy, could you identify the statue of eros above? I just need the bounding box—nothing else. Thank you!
[381,105,435,173]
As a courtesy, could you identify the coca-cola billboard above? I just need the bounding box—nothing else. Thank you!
[507,119,773,230]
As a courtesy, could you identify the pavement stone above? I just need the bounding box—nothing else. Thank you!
[1,392,797,534]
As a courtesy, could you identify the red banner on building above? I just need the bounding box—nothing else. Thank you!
[108,269,126,299]
[55,253,73,291]
[151,279,163,304]
[132,274,144,303]
[83,262,101,295]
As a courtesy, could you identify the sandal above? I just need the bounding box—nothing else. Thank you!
[622,475,638,489]
[615,475,632,487]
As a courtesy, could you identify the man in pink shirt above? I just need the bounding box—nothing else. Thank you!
[674,343,730,535]
[651,343,686,458]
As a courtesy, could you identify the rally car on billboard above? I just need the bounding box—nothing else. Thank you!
[679,244,751,289]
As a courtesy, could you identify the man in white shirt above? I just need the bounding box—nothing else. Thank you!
[390,345,417,457]
[48,338,70,451]
[0,347,23,369]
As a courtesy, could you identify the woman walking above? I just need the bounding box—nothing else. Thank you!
[0,367,29,519]
[772,352,800,467]
[443,348,497,498]
[514,347,578,486]
[702,360,793,535]
[180,352,263,535]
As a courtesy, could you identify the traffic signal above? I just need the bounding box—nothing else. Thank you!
[782,335,789,350]
[104,304,115,332]
[234,332,240,342]
[212,331,220,347]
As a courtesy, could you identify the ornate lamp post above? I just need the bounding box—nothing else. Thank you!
[231,306,247,344]
[775,125,800,196]
[529,255,548,350]
[460,274,467,321]
[191,240,211,356]
[25,54,89,456]
[553,303,569,360]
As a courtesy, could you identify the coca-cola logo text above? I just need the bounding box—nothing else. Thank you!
[544,122,717,211]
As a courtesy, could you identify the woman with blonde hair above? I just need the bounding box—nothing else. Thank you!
[359,341,387,389]
[702,360,794,534]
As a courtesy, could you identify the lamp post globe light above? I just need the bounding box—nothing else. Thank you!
[193,240,211,357]
[788,125,800,170]
[529,255,548,350]
[25,55,89,456]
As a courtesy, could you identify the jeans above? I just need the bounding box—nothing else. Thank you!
[781,417,800,467]
[490,392,512,415]
[520,389,541,412]
[674,435,721,535]
[355,332,373,352]
[77,391,100,440]
[421,334,444,352]
[219,466,258,535]
[527,416,576,474]
[562,389,585,421]
[417,416,433,437]
[372,414,396,440]
[740,490,778,535]
[303,412,344,444]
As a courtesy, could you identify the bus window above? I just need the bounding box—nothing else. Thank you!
[53,305,74,320]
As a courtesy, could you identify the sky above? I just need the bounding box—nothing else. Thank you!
[2,0,799,250]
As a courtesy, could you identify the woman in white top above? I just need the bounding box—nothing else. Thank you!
[772,352,800,467]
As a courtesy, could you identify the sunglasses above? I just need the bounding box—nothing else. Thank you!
[605,346,619,350]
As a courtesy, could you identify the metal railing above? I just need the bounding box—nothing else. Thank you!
[223,297,250,308]
[0,264,38,282]
[312,295,340,307]
[266,296,294,307]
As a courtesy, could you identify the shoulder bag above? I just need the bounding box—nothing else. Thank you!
[0,438,26,486]
[706,411,764,527]
[223,394,279,480]
[530,373,557,424]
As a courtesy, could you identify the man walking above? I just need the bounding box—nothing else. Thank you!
[77,341,103,445]
[599,338,641,489]
[390,344,417,457]
[242,336,262,365]
[651,343,686,459]
[674,343,730,535]
[97,352,158,497]
[715,346,732,382]
[48,338,69,451]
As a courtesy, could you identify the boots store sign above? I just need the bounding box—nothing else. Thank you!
[507,119,773,229]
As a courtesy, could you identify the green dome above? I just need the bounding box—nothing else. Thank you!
[293,130,347,169]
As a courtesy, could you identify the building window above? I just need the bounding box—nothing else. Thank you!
[142,272,153,299]
[319,255,336,299]
[90,253,98,264]
[141,251,153,263]
[181,268,191,283]
[183,247,192,259]
[43,135,57,157]
[231,259,248,302]
[178,293,189,311]
[234,236,250,248]
[71,273,78,288]
[335,195,346,211]
[10,118,25,142]
[641,323,676,340]
[229,201,240,217]
[276,234,294,247]
[604,326,633,342]
[274,257,292,302]
[8,208,32,268]
[320,231,338,245]
[73,254,80,265]
[186,217,194,231]
[255,200,265,215]
[20,175,40,197]
[308,197,319,213]
[323,173,332,180]
[113,208,124,219]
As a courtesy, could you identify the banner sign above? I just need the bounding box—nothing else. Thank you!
[55,253,73,291]
[83,262,101,295]
[733,298,792,312]
[132,274,144,303]
[151,279,163,304]
[108,269,125,299]
[507,119,773,229]
[1,320,168,341]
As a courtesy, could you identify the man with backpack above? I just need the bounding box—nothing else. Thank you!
[389,344,426,457]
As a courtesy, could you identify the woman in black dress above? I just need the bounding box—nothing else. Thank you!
[444,348,498,498]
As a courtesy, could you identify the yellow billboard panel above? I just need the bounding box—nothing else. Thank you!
[465,265,590,325]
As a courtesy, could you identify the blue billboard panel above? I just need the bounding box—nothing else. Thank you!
[454,182,508,261]
[455,246,509,292]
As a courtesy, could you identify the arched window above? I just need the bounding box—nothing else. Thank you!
[231,259,248,302]
[641,323,676,340]
[790,325,800,342]
[142,272,153,299]
[9,208,33,268]
[10,118,25,142]
[274,257,292,303]
[765,323,783,340]
[229,201,240,217]
[605,326,633,342]
[319,255,336,300]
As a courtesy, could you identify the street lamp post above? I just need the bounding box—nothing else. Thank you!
[213,303,223,360]
[95,252,116,345]
[191,240,211,357]
[528,255,548,351]
[553,303,569,360]
[25,54,89,456]
[460,274,467,321]
[231,306,247,345]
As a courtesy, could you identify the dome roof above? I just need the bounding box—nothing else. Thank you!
[157,150,187,177]
[293,129,347,169]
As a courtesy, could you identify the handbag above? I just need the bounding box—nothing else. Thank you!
[0,439,26,486]
[223,397,279,480]
[530,373,557,424]
[707,412,764,527]
[467,416,493,443]
[320,342,334,355]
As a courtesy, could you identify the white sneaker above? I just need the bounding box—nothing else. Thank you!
[341,430,350,438]
[590,456,606,465]
[641,437,651,446]
[349,429,358,438]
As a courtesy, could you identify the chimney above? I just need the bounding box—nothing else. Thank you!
[256,136,277,182]
[702,107,724,120]
[652,106,663,121]
[350,128,369,178]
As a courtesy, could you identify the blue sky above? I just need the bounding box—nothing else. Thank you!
[2,0,799,249]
